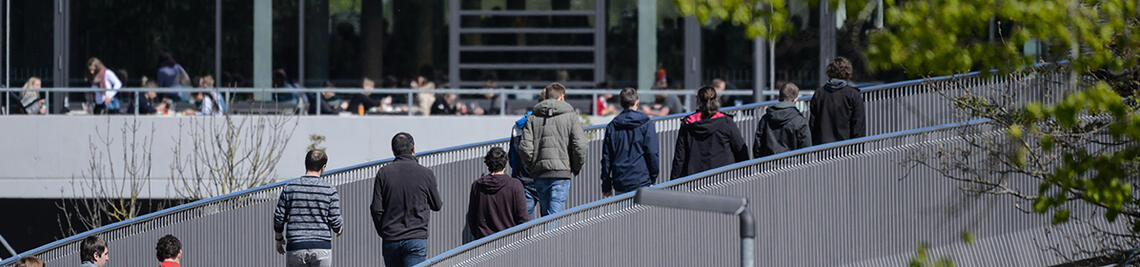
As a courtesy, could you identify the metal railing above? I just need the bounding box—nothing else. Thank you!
[0,87,769,116]
[0,68,1078,266]
[423,119,1124,266]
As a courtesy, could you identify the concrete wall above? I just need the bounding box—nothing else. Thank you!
[0,115,612,198]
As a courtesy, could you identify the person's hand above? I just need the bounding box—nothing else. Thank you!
[602,191,613,197]
[103,96,113,105]
[275,239,285,254]
[275,232,286,254]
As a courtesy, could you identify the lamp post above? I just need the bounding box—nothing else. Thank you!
[634,188,755,267]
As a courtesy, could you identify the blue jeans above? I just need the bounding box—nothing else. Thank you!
[382,239,427,267]
[526,178,570,218]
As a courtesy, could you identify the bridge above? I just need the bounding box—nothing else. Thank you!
[2,69,1120,266]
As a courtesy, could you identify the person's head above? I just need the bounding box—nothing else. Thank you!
[392,132,415,156]
[144,79,158,88]
[305,149,328,173]
[155,234,182,262]
[80,235,109,265]
[711,78,726,91]
[199,75,215,88]
[696,86,721,116]
[543,82,566,101]
[619,87,639,109]
[826,57,853,80]
[362,78,375,90]
[652,80,668,90]
[159,53,176,67]
[16,256,43,267]
[87,57,105,75]
[23,77,41,89]
[483,147,507,173]
[416,75,427,84]
[779,82,800,102]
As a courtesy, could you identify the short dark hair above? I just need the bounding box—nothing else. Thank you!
[392,132,415,156]
[483,147,508,172]
[80,235,107,262]
[16,256,43,267]
[619,88,639,108]
[544,82,566,100]
[696,86,721,115]
[826,57,853,80]
[155,234,181,261]
[779,83,800,101]
[305,150,328,172]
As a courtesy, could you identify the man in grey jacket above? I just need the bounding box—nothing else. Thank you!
[519,82,587,217]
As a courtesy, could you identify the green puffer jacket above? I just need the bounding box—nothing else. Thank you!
[519,100,587,178]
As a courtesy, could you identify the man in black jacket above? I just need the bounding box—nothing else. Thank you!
[601,88,660,196]
[370,132,442,267]
[810,57,866,145]
[754,83,812,157]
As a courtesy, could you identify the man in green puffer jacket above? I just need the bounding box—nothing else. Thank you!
[518,82,587,217]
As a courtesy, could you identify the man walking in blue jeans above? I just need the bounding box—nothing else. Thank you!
[371,132,443,267]
[518,83,587,217]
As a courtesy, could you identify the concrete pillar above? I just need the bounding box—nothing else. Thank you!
[637,0,656,91]
[52,0,69,113]
[818,0,836,86]
[254,0,272,95]
[683,17,701,90]
[753,37,766,101]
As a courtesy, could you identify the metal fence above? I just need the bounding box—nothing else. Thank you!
[0,68,1079,266]
[423,119,1124,266]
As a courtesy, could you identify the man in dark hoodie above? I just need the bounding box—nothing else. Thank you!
[754,83,812,158]
[810,57,866,145]
[466,147,529,240]
[518,82,587,217]
[371,133,442,267]
[601,88,660,196]
[671,86,751,179]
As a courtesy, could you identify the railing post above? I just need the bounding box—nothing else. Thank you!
[315,90,321,116]
[591,92,598,116]
[499,90,506,116]
[134,89,139,115]
[407,91,414,116]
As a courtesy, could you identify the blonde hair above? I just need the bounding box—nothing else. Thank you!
[22,77,41,89]
[16,256,44,267]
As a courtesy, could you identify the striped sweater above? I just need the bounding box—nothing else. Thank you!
[273,176,343,250]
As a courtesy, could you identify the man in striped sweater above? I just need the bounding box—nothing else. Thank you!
[274,150,344,267]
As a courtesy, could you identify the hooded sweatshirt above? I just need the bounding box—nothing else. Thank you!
[670,112,751,179]
[601,109,660,193]
[466,173,529,240]
[519,100,588,178]
[809,79,866,145]
[753,101,812,158]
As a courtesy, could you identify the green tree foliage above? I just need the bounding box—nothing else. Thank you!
[676,0,1140,262]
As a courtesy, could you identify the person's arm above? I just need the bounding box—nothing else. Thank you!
[753,118,765,158]
[466,183,478,234]
[427,170,443,211]
[670,125,689,180]
[104,70,121,101]
[273,187,288,234]
[328,187,344,235]
[600,126,613,195]
[369,171,386,236]
[850,91,866,138]
[644,122,660,185]
[514,184,530,223]
[798,118,813,149]
[729,124,751,163]
[568,115,588,176]
[518,117,537,171]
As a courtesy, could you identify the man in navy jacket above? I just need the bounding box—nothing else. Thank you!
[600,88,661,196]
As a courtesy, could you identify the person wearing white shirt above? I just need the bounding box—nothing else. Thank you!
[87,57,121,114]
